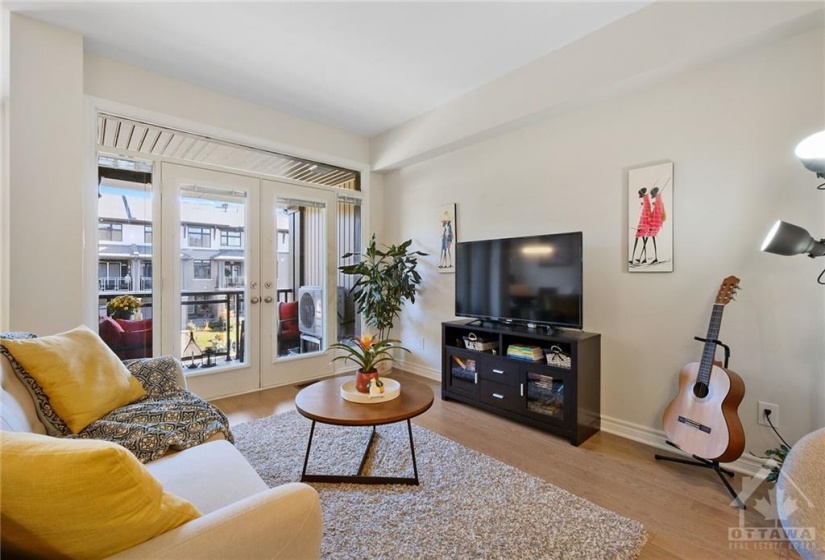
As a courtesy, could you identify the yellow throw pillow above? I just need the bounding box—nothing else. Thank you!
[0,432,201,559]
[1,325,147,433]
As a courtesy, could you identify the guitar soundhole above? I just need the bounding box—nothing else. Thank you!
[693,382,709,399]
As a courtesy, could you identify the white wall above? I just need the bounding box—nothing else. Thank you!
[7,14,85,334]
[384,28,825,455]
[368,172,385,242]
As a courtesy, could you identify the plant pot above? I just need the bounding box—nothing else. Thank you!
[355,369,379,393]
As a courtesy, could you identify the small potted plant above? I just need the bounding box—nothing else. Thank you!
[107,295,142,320]
[330,334,410,393]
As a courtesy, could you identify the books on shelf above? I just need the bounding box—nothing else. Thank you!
[506,344,544,361]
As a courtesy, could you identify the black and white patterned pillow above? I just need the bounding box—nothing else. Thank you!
[124,356,184,398]
[0,333,72,437]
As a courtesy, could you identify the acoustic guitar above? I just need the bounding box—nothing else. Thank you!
[662,276,745,463]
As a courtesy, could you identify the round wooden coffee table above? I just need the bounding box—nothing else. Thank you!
[295,376,434,485]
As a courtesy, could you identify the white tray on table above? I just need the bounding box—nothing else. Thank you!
[340,378,401,403]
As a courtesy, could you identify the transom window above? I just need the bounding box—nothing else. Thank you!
[188,226,211,248]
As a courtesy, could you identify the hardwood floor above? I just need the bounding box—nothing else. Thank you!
[213,370,799,560]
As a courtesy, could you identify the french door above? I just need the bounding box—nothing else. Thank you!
[161,163,336,399]
[260,179,336,387]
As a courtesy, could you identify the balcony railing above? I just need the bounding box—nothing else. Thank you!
[181,289,245,366]
[98,289,245,366]
[99,277,153,292]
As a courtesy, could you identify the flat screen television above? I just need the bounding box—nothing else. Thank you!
[455,232,583,329]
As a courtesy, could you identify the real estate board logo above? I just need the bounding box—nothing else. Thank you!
[728,465,816,553]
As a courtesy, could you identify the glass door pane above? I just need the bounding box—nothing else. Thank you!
[525,371,565,422]
[336,196,361,343]
[275,197,325,358]
[178,185,247,369]
[97,157,154,360]
[446,350,478,397]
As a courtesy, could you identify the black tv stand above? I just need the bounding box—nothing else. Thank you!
[442,320,601,446]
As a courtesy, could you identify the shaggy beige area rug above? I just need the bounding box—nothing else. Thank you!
[234,410,647,560]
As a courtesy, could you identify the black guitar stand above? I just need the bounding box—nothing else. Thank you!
[654,337,746,509]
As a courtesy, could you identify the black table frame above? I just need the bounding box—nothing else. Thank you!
[300,418,420,485]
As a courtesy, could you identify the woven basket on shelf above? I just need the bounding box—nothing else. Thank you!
[463,332,498,352]
[545,345,571,369]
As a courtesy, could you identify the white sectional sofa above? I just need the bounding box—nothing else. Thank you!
[0,351,322,559]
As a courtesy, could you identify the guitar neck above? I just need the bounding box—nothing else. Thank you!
[697,304,725,385]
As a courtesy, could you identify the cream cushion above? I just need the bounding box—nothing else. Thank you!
[778,427,825,560]
[1,325,146,433]
[0,431,201,559]
[145,439,269,514]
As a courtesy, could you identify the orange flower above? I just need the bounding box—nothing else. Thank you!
[356,334,375,351]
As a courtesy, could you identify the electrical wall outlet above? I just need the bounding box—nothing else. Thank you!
[757,402,778,427]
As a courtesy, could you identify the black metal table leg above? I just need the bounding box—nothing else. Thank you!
[301,421,420,485]
[356,426,378,476]
[407,419,419,484]
[300,420,317,481]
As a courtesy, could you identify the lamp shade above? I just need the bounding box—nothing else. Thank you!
[761,220,825,257]
[795,130,825,175]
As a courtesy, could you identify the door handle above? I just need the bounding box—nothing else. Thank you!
[492,369,505,375]
[492,393,505,400]
[264,296,273,303]
[250,296,260,304]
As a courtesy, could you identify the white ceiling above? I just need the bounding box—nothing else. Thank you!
[6,1,652,137]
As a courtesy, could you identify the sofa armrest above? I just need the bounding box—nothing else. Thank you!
[107,483,322,560]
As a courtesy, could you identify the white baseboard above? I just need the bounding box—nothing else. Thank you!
[396,359,441,381]
[600,414,765,477]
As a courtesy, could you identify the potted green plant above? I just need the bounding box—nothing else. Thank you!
[330,334,410,393]
[339,234,426,341]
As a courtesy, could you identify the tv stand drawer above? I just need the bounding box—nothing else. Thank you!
[478,357,518,386]
[479,380,521,413]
